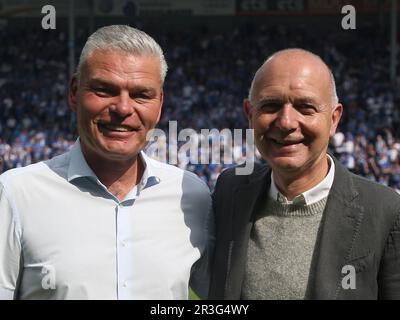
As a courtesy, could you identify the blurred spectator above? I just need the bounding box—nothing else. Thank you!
[0,22,399,191]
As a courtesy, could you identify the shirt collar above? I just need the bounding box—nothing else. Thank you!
[269,154,335,205]
[67,140,98,182]
[67,139,160,195]
[138,150,160,191]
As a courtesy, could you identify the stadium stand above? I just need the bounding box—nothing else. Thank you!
[0,20,399,191]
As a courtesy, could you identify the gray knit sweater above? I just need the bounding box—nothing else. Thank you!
[241,196,328,300]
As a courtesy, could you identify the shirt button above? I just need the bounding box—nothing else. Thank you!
[121,240,127,247]
[122,281,128,288]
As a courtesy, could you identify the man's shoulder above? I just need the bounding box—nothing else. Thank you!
[216,162,269,185]
[0,152,70,189]
[145,158,211,218]
[145,156,210,194]
[341,170,400,237]
[0,161,47,184]
[349,172,400,203]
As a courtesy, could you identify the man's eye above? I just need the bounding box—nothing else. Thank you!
[297,104,317,113]
[259,102,281,111]
[135,93,150,99]
[92,87,114,97]
[132,92,153,101]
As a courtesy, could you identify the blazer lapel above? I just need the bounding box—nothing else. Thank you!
[224,165,271,299]
[307,157,364,299]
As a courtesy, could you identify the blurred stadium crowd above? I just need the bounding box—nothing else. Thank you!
[0,22,399,191]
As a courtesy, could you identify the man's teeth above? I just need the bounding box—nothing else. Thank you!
[273,139,301,145]
[101,123,132,132]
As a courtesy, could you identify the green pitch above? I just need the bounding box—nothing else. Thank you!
[189,288,200,300]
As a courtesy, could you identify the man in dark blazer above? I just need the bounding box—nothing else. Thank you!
[209,48,400,300]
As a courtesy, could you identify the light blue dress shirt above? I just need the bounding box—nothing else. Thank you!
[0,140,213,299]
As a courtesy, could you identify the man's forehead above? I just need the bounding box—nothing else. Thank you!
[84,50,159,70]
[80,50,161,83]
[253,53,332,96]
[266,49,327,67]
[262,53,328,80]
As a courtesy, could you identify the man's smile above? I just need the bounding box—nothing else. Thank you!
[96,121,141,133]
[270,137,305,146]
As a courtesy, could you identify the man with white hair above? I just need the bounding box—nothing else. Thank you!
[0,25,213,300]
[209,48,400,300]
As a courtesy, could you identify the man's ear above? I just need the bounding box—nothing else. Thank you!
[68,75,79,112]
[243,98,253,128]
[156,90,164,123]
[330,103,343,136]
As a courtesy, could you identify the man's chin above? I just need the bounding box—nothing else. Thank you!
[267,156,306,172]
[95,144,142,162]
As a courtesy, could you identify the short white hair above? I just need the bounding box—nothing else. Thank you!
[76,25,168,85]
[248,48,339,107]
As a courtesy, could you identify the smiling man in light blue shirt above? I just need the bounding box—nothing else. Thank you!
[0,25,213,300]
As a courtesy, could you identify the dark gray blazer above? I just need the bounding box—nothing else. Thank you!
[209,156,400,299]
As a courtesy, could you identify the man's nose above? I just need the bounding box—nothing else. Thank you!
[110,91,134,117]
[275,104,299,131]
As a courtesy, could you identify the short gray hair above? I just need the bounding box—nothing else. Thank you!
[248,48,339,107]
[76,25,168,85]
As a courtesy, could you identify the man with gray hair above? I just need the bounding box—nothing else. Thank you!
[209,48,400,299]
[0,25,213,300]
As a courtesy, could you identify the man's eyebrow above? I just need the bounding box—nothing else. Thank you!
[294,97,319,104]
[255,97,285,106]
[133,86,157,93]
[256,96,320,104]
[87,78,117,88]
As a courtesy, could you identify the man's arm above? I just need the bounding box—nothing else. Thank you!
[0,181,22,300]
[378,211,400,299]
[189,203,215,300]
